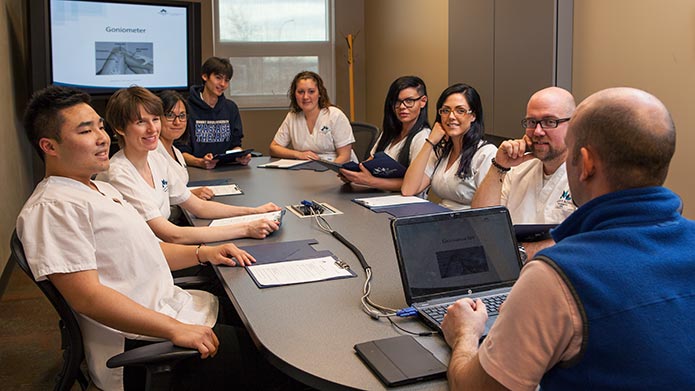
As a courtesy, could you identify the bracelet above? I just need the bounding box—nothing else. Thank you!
[424,138,437,148]
[491,157,511,173]
[195,243,207,265]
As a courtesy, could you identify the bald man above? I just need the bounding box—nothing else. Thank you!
[472,87,577,225]
[442,87,695,390]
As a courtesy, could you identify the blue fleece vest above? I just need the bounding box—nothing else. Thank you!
[536,187,695,390]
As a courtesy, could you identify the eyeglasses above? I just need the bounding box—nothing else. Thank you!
[438,107,472,117]
[164,112,187,122]
[394,96,423,109]
[522,117,570,129]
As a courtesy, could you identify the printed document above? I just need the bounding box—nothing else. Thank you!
[247,256,353,287]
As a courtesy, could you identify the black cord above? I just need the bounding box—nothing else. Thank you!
[331,230,370,271]
[388,317,436,337]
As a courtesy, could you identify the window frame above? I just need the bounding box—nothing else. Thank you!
[212,0,335,109]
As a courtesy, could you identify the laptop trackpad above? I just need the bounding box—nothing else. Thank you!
[354,335,447,386]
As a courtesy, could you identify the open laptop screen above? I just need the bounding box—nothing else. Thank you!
[392,207,522,303]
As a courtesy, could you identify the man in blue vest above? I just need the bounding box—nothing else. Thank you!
[442,87,695,390]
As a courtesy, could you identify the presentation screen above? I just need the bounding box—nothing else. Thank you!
[49,0,189,91]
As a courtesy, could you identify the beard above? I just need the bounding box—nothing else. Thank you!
[532,140,567,163]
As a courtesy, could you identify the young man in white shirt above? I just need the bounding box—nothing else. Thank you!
[18,86,290,390]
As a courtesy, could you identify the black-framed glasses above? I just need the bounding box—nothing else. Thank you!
[394,96,423,109]
[438,107,472,117]
[164,112,187,122]
[522,117,570,129]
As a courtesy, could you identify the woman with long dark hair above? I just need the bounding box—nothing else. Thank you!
[340,76,430,191]
[402,83,497,209]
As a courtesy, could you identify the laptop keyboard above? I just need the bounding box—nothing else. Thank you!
[422,294,508,325]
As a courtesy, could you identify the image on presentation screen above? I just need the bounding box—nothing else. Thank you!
[95,42,154,75]
[436,246,489,279]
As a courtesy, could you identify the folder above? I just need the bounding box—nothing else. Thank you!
[315,152,407,178]
[213,148,254,165]
[352,195,450,217]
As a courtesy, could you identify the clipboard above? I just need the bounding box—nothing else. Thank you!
[239,239,357,288]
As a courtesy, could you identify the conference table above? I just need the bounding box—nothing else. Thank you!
[187,157,451,390]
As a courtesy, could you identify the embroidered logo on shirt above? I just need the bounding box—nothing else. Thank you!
[320,125,330,134]
[161,179,169,193]
[556,190,573,209]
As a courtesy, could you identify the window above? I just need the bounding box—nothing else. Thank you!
[213,0,334,109]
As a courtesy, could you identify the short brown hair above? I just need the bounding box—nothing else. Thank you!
[105,86,163,148]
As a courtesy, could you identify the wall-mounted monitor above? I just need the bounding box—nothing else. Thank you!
[28,0,201,96]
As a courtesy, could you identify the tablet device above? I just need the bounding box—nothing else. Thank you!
[354,335,447,387]
[213,148,254,165]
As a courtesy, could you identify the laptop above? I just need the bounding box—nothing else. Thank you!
[391,206,523,336]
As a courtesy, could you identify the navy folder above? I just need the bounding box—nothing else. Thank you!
[316,152,407,178]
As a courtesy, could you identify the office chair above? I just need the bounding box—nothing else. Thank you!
[9,230,198,391]
[350,122,380,161]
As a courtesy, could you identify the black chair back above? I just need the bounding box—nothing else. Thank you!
[350,122,380,161]
[10,230,89,391]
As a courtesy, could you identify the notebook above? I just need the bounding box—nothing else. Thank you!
[391,206,522,336]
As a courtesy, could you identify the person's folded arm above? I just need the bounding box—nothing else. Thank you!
[49,270,219,358]
[159,242,256,271]
[180,195,280,220]
[269,140,315,160]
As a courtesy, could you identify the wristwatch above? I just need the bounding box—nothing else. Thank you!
[517,244,528,264]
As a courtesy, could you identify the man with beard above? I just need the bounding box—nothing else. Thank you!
[472,87,577,257]
[472,87,577,222]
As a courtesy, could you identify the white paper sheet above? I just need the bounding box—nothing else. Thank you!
[209,210,283,227]
[353,195,429,208]
[258,159,309,168]
[247,256,353,287]
[188,184,242,196]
